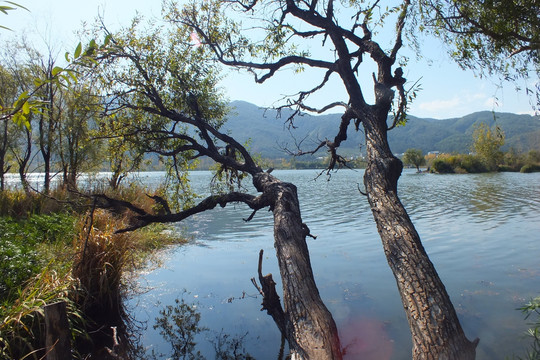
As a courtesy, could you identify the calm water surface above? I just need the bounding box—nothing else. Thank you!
[127,170,540,359]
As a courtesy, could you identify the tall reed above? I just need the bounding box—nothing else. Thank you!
[72,209,134,322]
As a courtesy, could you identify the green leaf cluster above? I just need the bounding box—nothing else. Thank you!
[402,148,426,171]
[3,38,107,129]
[85,16,232,207]
[417,0,540,109]
[471,122,505,171]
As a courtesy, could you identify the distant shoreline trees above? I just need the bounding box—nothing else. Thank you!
[427,149,540,174]
[402,148,426,172]
[420,123,540,174]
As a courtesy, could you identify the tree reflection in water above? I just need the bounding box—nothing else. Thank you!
[147,292,257,360]
[149,297,206,359]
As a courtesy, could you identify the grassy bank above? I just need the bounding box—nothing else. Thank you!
[0,188,186,359]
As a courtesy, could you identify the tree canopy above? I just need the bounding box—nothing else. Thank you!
[403,148,425,171]
[417,0,540,109]
[471,122,505,171]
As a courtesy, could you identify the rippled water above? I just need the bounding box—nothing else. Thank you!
[126,170,540,359]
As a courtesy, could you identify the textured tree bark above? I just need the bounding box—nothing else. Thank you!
[362,113,478,359]
[253,172,342,360]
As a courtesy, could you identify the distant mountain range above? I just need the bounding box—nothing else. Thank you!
[222,101,540,158]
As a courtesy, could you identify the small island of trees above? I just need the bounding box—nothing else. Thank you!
[402,123,540,174]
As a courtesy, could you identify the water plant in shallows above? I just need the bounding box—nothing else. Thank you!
[516,296,540,359]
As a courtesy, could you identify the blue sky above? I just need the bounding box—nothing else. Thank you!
[1,0,535,119]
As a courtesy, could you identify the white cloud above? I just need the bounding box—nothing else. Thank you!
[413,91,497,118]
[484,97,500,108]
[417,97,461,113]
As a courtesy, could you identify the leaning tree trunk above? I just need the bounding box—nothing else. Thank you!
[253,172,342,359]
[362,113,478,360]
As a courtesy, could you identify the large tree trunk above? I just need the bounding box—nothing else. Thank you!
[362,113,478,359]
[253,172,342,359]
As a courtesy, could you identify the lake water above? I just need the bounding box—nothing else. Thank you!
[122,169,540,359]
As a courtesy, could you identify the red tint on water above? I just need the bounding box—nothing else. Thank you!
[339,317,394,360]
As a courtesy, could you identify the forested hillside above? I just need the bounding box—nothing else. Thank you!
[225,101,540,158]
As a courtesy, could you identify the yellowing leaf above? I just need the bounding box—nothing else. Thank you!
[66,70,78,83]
[22,101,30,115]
[12,112,30,129]
[74,42,82,59]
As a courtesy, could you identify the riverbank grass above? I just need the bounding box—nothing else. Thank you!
[0,188,187,359]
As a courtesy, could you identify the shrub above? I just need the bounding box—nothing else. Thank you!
[431,158,455,173]
[72,209,134,321]
[24,213,77,244]
[498,165,516,172]
[0,235,40,301]
[520,164,540,173]
[0,190,40,217]
[0,188,77,217]
[461,155,487,173]
[527,150,540,164]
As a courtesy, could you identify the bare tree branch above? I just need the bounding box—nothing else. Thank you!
[92,191,269,233]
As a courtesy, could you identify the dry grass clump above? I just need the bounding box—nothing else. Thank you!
[0,187,80,217]
[72,209,135,322]
[0,190,41,217]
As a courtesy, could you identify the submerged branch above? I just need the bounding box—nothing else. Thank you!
[251,249,286,335]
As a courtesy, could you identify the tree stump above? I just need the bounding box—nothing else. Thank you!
[44,301,71,360]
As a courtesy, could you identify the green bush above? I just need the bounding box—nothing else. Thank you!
[431,154,507,174]
[0,238,40,300]
[520,164,540,173]
[498,164,517,172]
[431,158,455,173]
[527,150,540,164]
[461,155,487,173]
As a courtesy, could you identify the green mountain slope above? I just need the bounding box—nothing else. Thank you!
[224,101,540,158]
